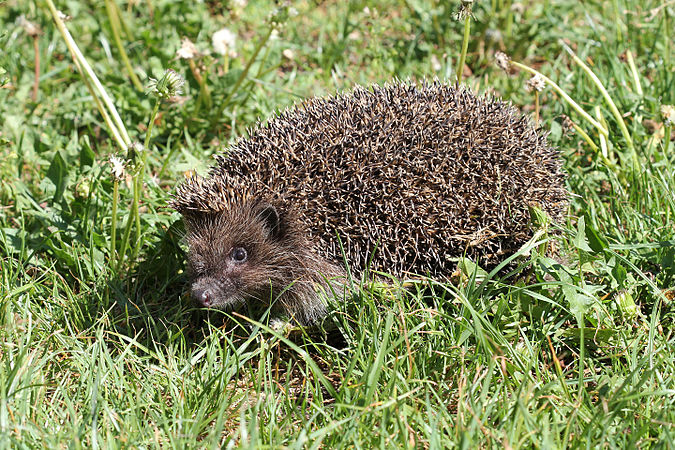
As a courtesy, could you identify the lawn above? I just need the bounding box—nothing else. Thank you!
[1,0,674,447]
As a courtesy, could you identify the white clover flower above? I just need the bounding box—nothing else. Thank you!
[108,155,126,180]
[525,74,546,92]
[661,105,675,126]
[212,28,238,57]
[176,37,200,60]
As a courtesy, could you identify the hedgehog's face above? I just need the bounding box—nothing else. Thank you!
[184,203,292,312]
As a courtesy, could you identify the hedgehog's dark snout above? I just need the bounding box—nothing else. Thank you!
[190,275,241,310]
[191,285,212,307]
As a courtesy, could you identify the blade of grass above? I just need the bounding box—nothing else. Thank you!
[509,60,608,137]
[560,41,635,160]
[44,0,131,148]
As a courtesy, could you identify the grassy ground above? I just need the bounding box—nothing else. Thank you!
[1,0,674,447]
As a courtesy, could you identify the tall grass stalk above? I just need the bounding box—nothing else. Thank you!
[577,318,585,398]
[44,0,131,149]
[116,193,135,272]
[625,50,643,124]
[31,34,39,101]
[570,121,599,152]
[505,0,514,37]
[76,59,127,149]
[595,106,610,160]
[133,100,162,258]
[104,0,143,91]
[110,178,119,262]
[561,42,636,161]
[456,3,472,84]
[625,50,643,97]
[664,4,671,69]
[664,125,672,165]
[612,0,623,43]
[117,99,162,270]
[662,106,674,162]
[509,60,608,136]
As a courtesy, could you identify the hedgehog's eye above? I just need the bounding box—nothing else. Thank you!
[231,247,248,263]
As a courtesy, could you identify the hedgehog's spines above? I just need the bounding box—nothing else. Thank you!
[172,80,567,276]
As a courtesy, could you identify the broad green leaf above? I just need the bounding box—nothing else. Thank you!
[79,136,95,168]
[573,216,594,253]
[46,151,68,203]
[583,215,609,252]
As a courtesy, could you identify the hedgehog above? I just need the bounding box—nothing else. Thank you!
[170,81,568,325]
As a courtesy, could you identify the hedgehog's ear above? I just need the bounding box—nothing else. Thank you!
[259,204,283,240]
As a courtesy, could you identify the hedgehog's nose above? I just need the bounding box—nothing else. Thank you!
[192,287,212,307]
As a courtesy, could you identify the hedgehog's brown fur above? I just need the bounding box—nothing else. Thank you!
[171,81,568,324]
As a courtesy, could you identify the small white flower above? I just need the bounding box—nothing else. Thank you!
[288,7,299,17]
[176,37,200,59]
[282,49,295,60]
[108,155,126,180]
[510,2,525,14]
[525,74,546,92]
[495,51,510,71]
[128,141,145,155]
[661,105,675,126]
[17,16,41,37]
[430,54,442,72]
[231,0,247,8]
[212,28,237,57]
[485,28,502,43]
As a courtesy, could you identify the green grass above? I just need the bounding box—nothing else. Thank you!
[1,0,675,447]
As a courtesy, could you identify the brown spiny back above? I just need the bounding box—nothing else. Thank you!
[171,81,568,277]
